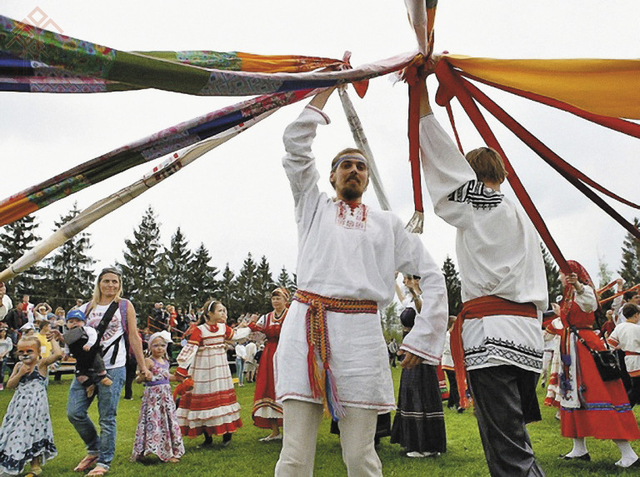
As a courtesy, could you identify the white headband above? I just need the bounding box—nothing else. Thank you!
[331,154,368,171]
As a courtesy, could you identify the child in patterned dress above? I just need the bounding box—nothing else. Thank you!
[131,331,184,463]
[0,334,63,476]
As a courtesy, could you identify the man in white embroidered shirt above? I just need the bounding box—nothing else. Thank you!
[418,62,547,477]
[274,88,448,477]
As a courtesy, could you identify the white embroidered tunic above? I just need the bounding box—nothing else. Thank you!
[275,105,448,411]
[419,113,548,372]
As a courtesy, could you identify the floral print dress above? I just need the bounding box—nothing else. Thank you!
[132,358,185,462]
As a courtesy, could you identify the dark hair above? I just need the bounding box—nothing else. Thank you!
[623,290,638,302]
[400,307,416,329]
[622,303,640,319]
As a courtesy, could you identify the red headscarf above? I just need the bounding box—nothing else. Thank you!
[561,260,596,316]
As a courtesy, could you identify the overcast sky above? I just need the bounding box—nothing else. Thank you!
[1,0,639,287]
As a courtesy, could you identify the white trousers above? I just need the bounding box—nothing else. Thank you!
[274,400,382,477]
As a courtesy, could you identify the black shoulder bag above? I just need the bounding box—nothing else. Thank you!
[572,326,622,382]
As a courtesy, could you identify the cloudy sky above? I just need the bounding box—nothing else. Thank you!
[1,0,639,286]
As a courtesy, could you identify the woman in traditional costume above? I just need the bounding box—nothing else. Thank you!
[555,260,640,468]
[248,287,289,441]
[175,299,250,447]
[391,274,446,458]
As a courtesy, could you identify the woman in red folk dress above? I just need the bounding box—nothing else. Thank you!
[248,287,289,442]
[175,299,250,447]
[555,261,640,468]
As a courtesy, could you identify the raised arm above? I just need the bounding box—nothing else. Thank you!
[418,80,487,229]
[282,88,335,223]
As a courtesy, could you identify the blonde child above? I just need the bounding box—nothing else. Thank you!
[175,299,250,447]
[0,333,63,476]
[131,331,184,463]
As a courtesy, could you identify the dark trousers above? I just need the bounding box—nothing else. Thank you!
[123,355,137,399]
[629,376,640,407]
[467,366,544,477]
[445,369,460,408]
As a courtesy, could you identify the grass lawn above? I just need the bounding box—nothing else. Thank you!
[1,367,640,476]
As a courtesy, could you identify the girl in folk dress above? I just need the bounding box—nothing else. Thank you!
[556,261,640,468]
[175,300,250,447]
[248,287,289,441]
[131,331,185,463]
[0,334,63,476]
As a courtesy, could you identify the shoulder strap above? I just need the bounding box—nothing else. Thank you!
[92,301,119,347]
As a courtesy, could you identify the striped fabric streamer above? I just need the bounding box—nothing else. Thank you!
[0,89,313,226]
[294,289,377,420]
[0,14,415,97]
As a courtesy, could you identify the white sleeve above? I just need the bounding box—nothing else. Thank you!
[394,218,449,364]
[419,113,479,229]
[282,105,330,226]
[574,286,598,313]
[85,327,97,348]
[231,327,251,341]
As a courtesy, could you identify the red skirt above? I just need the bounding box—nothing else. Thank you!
[252,340,283,429]
[561,332,640,440]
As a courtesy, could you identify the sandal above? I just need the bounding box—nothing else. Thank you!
[87,465,109,476]
[74,454,99,472]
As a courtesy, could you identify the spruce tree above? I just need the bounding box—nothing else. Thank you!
[117,206,163,314]
[219,263,238,319]
[187,242,219,309]
[160,227,193,307]
[541,244,563,307]
[441,256,462,316]
[254,255,275,314]
[276,266,297,294]
[0,214,42,298]
[43,203,96,307]
[234,253,259,317]
[619,218,640,285]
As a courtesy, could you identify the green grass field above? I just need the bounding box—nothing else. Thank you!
[1,368,639,476]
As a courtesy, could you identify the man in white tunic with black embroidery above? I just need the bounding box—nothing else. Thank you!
[274,88,448,477]
[418,66,547,477]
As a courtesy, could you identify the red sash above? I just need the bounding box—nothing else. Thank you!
[451,296,537,409]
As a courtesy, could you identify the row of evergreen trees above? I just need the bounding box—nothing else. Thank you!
[1,203,638,327]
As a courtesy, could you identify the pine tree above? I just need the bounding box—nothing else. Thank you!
[117,206,163,314]
[218,263,238,318]
[234,253,260,317]
[441,256,462,316]
[619,217,640,285]
[253,256,275,314]
[0,214,42,298]
[541,245,563,307]
[159,227,193,307]
[276,266,297,294]
[187,242,219,309]
[43,203,96,308]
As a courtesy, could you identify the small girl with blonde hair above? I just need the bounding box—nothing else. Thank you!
[131,330,185,463]
[0,333,63,476]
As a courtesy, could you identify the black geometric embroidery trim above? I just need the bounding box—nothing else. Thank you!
[448,180,503,210]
